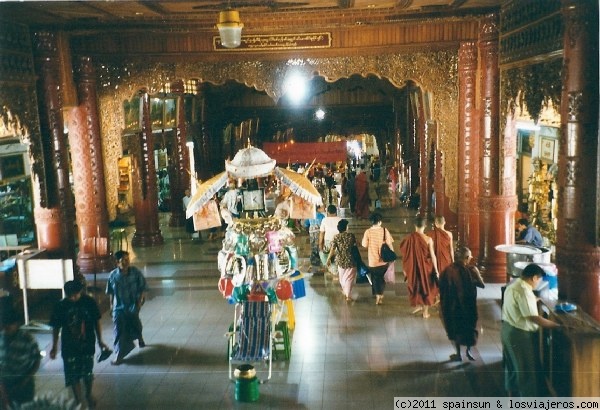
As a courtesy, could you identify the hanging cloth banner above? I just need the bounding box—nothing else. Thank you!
[262,141,347,164]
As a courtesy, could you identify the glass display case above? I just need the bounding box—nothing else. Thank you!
[0,178,34,246]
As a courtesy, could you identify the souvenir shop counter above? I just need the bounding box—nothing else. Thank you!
[538,299,600,396]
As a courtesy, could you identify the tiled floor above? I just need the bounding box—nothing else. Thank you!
[29,206,506,409]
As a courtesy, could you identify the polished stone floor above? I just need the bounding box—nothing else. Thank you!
[28,206,506,409]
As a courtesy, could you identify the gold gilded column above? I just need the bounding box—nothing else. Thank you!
[457,41,480,257]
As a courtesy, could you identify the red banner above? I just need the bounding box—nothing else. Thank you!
[262,141,347,164]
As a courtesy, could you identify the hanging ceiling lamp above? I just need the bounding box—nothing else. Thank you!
[217,8,244,48]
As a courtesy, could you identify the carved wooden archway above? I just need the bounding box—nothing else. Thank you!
[97,52,459,221]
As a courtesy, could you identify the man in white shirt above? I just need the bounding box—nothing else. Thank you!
[501,263,560,396]
[220,183,241,219]
[319,205,341,274]
[182,189,196,238]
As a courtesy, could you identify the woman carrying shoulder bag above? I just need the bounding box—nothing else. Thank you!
[326,219,357,302]
[361,212,394,305]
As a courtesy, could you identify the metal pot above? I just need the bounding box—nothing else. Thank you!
[532,247,551,264]
[234,364,257,379]
[495,244,549,278]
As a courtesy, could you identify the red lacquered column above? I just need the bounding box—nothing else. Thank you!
[197,89,214,181]
[556,0,600,320]
[131,91,164,247]
[32,31,76,260]
[168,80,190,227]
[477,14,518,283]
[69,56,114,273]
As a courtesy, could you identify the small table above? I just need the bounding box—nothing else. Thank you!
[0,245,31,259]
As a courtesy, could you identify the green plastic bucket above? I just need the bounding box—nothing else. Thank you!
[235,376,259,402]
[234,365,259,402]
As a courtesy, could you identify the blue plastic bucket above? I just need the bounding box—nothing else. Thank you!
[539,263,558,290]
[290,271,306,299]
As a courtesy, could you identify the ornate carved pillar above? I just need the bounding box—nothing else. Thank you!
[68,57,113,274]
[32,31,76,260]
[457,41,481,257]
[418,98,429,217]
[433,132,458,232]
[194,86,212,181]
[168,80,191,227]
[556,0,600,321]
[131,91,164,247]
[477,14,518,283]
[407,88,419,199]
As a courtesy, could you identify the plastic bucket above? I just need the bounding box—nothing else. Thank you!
[533,247,552,264]
[541,263,558,289]
[234,365,259,402]
[290,271,306,299]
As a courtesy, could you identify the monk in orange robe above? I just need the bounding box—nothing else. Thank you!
[354,166,370,219]
[427,215,454,274]
[399,216,439,318]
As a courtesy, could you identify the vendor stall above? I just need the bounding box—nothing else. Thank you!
[186,146,320,389]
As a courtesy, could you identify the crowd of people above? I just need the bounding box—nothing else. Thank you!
[316,201,559,397]
[0,153,561,404]
[180,157,391,243]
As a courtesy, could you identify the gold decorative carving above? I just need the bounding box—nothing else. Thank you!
[97,51,459,216]
[33,206,62,223]
[567,91,583,122]
[478,195,518,212]
[480,13,499,39]
[565,7,585,48]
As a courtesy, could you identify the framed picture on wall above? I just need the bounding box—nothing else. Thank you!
[517,129,533,155]
[541,137,556,162]
[0,154,25,179]
[164,98,176,129]
[123,97,140,131]
[150,98,164,129]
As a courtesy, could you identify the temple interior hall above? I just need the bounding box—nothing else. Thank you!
[0,0,599,406]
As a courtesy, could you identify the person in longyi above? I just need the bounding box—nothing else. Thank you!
[49,281,108,408]
[439,246,484,362]
[106,250,148,365]
[398,216,439,319]
[427,215,454,275]
[319,205,341,275]
[326,219,358,302]
[353,165,370,219]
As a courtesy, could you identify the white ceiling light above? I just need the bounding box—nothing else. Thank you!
[217,9,244,48]
[284,72,308,105]
[315,108,325,120]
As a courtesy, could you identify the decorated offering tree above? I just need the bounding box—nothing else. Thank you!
[185,146,321,305]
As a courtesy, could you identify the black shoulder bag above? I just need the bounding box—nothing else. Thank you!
[380,228,397,262]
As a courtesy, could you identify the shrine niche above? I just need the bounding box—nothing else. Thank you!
[0,104,36,246]
[0,106,29,140]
